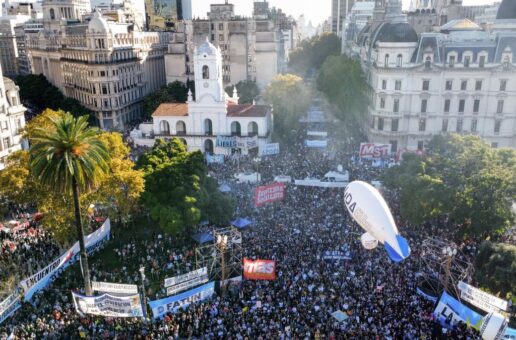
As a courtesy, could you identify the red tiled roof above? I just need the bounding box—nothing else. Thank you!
[226,104,269,118]
[152,103,188,117]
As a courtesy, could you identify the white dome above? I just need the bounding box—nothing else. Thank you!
[89,10,109,33]
[198,37,218,55]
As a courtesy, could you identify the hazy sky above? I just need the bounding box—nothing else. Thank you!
[192,0,498,26]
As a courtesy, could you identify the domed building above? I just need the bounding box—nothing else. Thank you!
[496,0,516,20]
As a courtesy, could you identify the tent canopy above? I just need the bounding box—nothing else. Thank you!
[231,217,253,229]
[191,232,214,244]
[219,184,231,193]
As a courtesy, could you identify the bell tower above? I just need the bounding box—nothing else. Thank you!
[193,38,225,104]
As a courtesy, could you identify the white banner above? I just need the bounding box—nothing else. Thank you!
[305,140,328,148]
[307,131,328,137]
[167,272,209,296]
[0,292,21,324]
[294,179,347,188]
[149,282,215,319]
[458,281,509,313]
[20,219,111,301]
[164,267,208,288]
[236,136,258,150]
[259,143,280,156]
[72,291,144,318]
[92,281,138,295]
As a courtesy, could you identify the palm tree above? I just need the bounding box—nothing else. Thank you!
[29,113,109,295]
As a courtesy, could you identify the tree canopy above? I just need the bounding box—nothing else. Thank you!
[317,55,369,126]
[263,74,311,142]
[289,33,341,75]
[382,134,516,238]
[225,80,259,104]
[137,139,233,234]
[142,81,192,120]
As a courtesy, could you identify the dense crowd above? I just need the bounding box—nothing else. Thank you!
[0,130,484,339]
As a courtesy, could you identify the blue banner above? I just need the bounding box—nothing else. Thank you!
[434,292,483,329]
[206,154,225,164]
[148,282,215,320]
[216,136,236,148]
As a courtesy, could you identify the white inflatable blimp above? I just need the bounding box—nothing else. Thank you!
[344,181,410,262]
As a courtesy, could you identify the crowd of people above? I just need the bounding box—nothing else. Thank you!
[0,127,485,339]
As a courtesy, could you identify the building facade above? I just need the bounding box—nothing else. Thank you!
[349,0,516,151]
[0,63,26,170]
[26,1,170,130]
[332,0,357,35]
[133,39,272,155]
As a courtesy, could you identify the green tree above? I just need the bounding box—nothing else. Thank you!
[138,139,233,234]
[225,80,260,104]
[29,113,110,295]
[317,55,369,126]
[289,33,341,75]
[142,81,192,120]
[263,74,311,142]
[474,241,516,300]
[382,134,516,238]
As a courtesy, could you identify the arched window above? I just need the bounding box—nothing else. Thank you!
[397,54,403,67]
[425,56,431,68]
[180,138,187,146]
[204,119,213,135]
[231,121,241,136]
[204,139,214,154]
[49,8,55,20]
[248,122,258,136]
[176,121,186,135]
[160,120,170,135]
[202,65,209,79]
[384,54,389,67]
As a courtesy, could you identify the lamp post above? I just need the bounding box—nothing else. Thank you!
[139,266,148,321]
[217,235,228,296]
[442,246,457,293]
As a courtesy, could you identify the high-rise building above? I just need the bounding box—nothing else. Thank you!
[0,62,27,170]
[26,1,170,130]
[332,0,356,35]
[145,0,191,30]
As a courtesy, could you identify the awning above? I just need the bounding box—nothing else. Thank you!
[231,218,252,229]
[191,232,214,244]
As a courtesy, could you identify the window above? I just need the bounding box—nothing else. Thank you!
[494,120,501,134]
[397,54,403,67]
[500,80,507,91]
[219,23,223,30]
[211,34,215,41]
[471,119,477,133]
[422,80,430,91]
[49,8,55,20]
[445,80,453,91]
[461,80,467,91]
[473,99,480,113]
[479,55,485,68]
[380,97,385,109]
[391,119,399,132]
[456,119,463,132]
[395,80,401,91]
[444,99,451,113]
[449,55,455,67]
[3,137,10,149]
[419,118,426,132]
[202,65,210,79]
[421,99,427,113]
[475,80,482,91]
[442,119,448,132]
[464,56,470,67]
[378,118,384,131]
[497,100,504,114]
[382,80,387,90]
[390,140,398,153]
[425,56,431,68]
[385,54,389,67]
[417,141,424,151]
[393,99,399,112]
[458,99,465,113]
[102,84,108,94]
[219,34,224,41]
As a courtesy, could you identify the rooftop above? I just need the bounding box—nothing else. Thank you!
[152,103,188,117]
[227,104,269,118]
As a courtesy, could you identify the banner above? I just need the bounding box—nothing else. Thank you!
[216,136,236,148]
[322,250,352,261]
[149,282,215,320]
[259,143,279,156]
[72,291,144,318]
[206,154,225,164]
[307,131,328,137]
[254,182,285,207]
[416,288,438,302]
[294,179,347,188]
[458,281,509,313]
[92,281,138,295]
[236,136,258,150]
[434,292,483,329]
[164,267,209,296]
[0,292,21,325]
[359,143,391,158]
[20,219,111,301]
[243,258,276,280]
[305,140,328,148]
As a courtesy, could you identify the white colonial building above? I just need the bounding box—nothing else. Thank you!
[0,63,27,170]
[349,0,516,152]
[132,39,272,155]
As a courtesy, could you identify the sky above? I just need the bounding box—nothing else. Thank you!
[192,0,498,26]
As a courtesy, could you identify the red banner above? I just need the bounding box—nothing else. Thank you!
[243,258,276,280]
[254,182,285,207]
[359,143,391,158]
